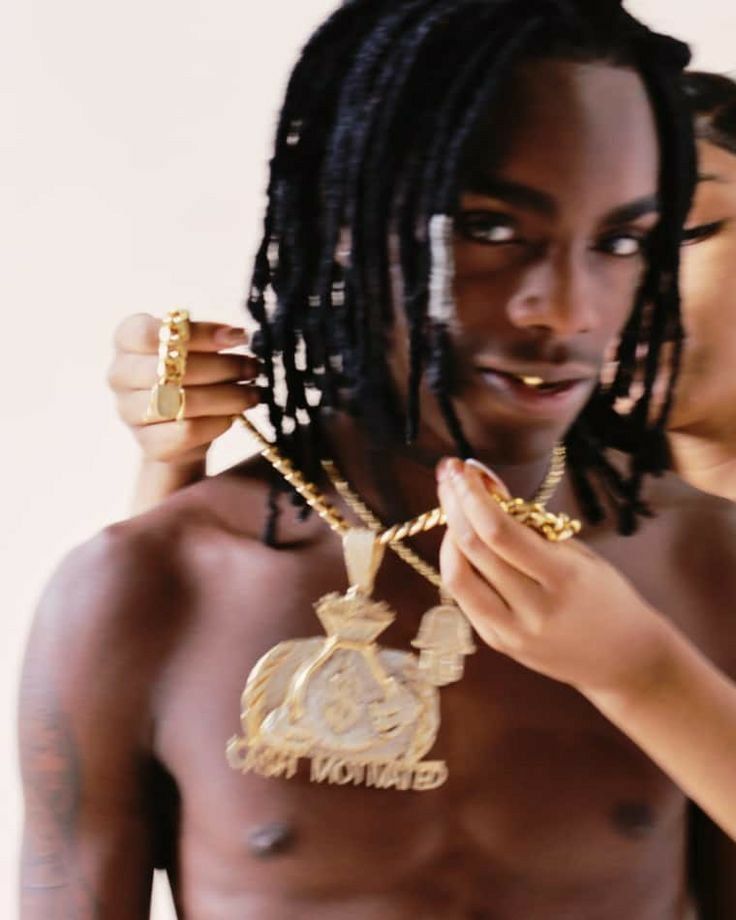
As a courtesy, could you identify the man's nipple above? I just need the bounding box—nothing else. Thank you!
[611,801,656,838]
[247,821,296,858]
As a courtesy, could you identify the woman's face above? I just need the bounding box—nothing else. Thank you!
[670,140,736,433]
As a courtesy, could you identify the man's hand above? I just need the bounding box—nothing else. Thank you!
[437,458,675,700]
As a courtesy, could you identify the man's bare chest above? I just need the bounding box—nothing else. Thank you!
[583,501,736,671]
[148,523,695,906]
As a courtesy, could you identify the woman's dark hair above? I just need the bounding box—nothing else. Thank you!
[684,70,736,155]
[246,0,697,540]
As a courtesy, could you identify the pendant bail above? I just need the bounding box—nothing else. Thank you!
[343,528,385,596]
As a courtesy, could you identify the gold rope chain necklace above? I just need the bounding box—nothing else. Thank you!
[233,414,580,549]
[321,446,567,591]
[227,413,580,793]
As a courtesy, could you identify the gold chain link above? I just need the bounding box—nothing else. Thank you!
[235,415,446,543]
[322,460,444,589]
[157,309,190,386]
[321,445,569,589]
[234,414,578,560]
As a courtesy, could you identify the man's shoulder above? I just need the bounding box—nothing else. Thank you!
[22,522,178,738]
[31,518,179,673]
[34,457,318,653]
[22,459,307,739]
[141,454,315,545]
[644,468,736,531]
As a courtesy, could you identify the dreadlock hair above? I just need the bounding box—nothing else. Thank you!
[684,70,736,155]
[246,0,697,541]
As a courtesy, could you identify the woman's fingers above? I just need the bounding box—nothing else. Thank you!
[108,351,261,391]
[438,472,542,612]
[134,415,236,464]
[439,534,515,650]
[439,459,565,588]
[109,313,256,467]
[114,313,249,355]
[120,383,259,425]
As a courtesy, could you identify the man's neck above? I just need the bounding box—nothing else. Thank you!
[323,414,567,525]
[668,425,736,502]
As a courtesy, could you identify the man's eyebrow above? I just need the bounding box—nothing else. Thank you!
[461,176,557,217]
[462,178,660,226]
[698,173,728,184]
[601,195,660,226]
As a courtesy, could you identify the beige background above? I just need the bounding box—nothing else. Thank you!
[2,1,734,916]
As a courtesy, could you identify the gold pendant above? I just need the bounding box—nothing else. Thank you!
[227,529,448,791]
[145,381,186,422]
[412,598,476,687]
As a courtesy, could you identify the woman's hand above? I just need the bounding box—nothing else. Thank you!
[438,459,736,843]
[109,313,260,465]
[437,458,676,700]
[109,313,261,512]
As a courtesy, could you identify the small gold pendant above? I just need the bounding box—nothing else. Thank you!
[227,529,448,792]
[412,600,476,687]
[145,381,186,422]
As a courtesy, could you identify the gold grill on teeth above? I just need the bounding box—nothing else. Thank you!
[519,375,545,388]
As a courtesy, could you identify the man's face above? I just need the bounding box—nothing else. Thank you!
[390,59,660,463]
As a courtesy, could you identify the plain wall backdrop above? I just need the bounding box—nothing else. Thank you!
[2,1,734,916]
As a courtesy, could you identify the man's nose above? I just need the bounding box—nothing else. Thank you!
[506,245,597,336]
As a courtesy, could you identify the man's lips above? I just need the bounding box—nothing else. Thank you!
[473,364,594,415]
[473,359,596,386]
[478,367,586,390]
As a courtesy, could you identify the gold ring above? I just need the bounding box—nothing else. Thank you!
[144,309,190,423]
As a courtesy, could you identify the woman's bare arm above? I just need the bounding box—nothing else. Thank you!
[438,458,736,842]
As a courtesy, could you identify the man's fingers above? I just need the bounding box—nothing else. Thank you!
[134,415,235,463]
[114,313,249,355]
[120,383,259,425]
[108,352,261,391]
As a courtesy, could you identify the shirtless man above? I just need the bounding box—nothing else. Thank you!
[20,2,735,917]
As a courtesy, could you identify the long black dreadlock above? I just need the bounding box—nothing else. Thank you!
[246,0,697,541]
[684,70,736,155]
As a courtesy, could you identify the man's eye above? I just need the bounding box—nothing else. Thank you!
[681,220,727,247]
[457,212,520,245]
[597,233,646,258]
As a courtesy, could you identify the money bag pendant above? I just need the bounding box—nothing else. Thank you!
[412,596,476,687]
[227,529,448,792]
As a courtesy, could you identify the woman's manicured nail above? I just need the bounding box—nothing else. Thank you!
[241,356,262,379]
[465,459,511,498]
[217,326,249,346]
[436,458,452,481]
[447,458,464,480]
